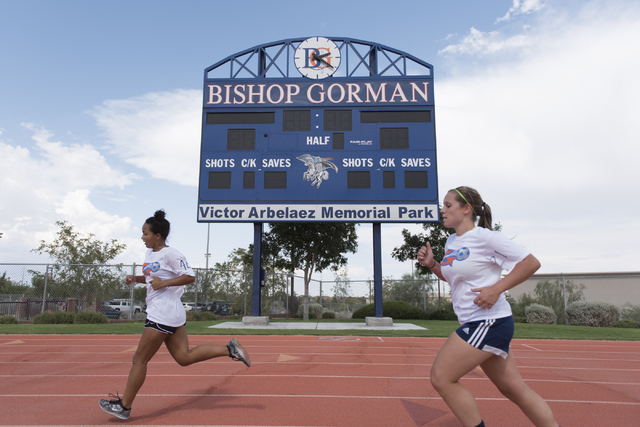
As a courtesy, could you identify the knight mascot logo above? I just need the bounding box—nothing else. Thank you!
[296,154,338,188]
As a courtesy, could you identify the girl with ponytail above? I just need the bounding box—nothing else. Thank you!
[417,188,559,427]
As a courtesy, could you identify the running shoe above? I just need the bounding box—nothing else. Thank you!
[99,393,131,419]
[227,338,251,367]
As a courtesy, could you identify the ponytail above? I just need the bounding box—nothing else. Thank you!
[452,186,493,230]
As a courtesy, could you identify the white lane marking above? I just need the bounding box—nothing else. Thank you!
[0,394,639,406]
[1,373,638,386]
[522,344,542,351]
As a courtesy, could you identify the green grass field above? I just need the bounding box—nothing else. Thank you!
[1,318,639,340]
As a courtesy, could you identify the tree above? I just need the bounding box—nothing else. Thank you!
[392,218,502,275]
[263,223,358,321]
[383,272,433,309]
[391,217,453,276]
[0,272,32,296]
[533,279,585,325]
[506,279,585,324]
[32,221,127,309]
[331,268,353,312]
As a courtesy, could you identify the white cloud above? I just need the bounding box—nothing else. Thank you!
[438,27,536,57]
[20,122,138,190]
[496,0,546,23]
[92,89,202,187]
[435,2,640,272]
[0,126,139,263]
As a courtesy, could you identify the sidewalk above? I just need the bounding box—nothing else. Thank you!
[208,321,427,331]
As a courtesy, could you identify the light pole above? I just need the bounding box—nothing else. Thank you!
[205,223,211,269]
[286,272,294,313]
[201,223,211,306]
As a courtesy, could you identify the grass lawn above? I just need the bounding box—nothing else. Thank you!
[1,318,639,341]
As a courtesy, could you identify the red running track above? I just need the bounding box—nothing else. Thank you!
[0,335,639,426]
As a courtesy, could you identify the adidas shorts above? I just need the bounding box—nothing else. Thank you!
[144,319,185,334]
[455,316,514,359]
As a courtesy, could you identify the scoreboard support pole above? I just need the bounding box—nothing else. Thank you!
[373,223,383,317]
[251,223,263,316]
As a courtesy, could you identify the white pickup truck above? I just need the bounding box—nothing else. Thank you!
[107,300,142,314]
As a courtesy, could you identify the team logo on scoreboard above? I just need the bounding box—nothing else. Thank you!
[296,154,338,188]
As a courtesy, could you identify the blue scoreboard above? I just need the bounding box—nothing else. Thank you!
[198,37,439,223]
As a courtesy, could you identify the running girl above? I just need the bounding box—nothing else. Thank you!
[99,210,250,420]
[418,187,559,427]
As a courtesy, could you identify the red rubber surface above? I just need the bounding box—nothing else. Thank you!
[1,335,639,426]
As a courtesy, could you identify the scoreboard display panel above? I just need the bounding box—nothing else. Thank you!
[197,37,439,223]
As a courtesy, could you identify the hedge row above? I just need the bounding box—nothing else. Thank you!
[186,311,217,321]
[352,301,457,321]
[0,315,19,324]
[566,301,619,327]
[32,311,109,324]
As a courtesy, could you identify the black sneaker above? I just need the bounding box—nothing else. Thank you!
[227,338,251,367]
[99,393,131,419]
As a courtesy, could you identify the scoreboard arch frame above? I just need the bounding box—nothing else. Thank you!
[198,37,440,225]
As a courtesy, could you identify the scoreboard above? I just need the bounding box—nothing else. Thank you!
[197,37,439,223]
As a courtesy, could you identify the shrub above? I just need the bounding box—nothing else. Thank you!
[74,311,108,324]
[620,303,640,322]
[525,304,557,325]
[196,312,217,321]
[428,309,458,321]
[566,301,619,327]
[297,303,323,318]
[33,312,56,324]
[352,301,428,320]
[52,311,75,324]
[513,316,527,324]
[0,315,18,324]
[612,319,640,329]
[322,311,336,319]
[187,311,218,321]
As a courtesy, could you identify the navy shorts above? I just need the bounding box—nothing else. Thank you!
[144,319,184,334]
[455,316,514,359]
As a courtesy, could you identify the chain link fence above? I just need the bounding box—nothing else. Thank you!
[506,272,640,324]
[1,263,638,322]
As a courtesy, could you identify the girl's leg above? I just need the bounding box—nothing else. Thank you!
[431,332,495,427]
[163,326,230,366]
[121,327,167,408]
[480,351,558,427]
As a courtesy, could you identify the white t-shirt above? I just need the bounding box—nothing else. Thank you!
[440,227,530,324]
[142,247,195,327]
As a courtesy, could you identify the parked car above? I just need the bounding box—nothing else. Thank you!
[183,303,194,311]
[101,303,122,319]
[202,300,231,316]
[107,300,142,314]
[192,302,207,312]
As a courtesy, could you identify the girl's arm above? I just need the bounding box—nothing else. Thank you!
[417,242,446,281]
[149,274,195,291]
[471,254,540,309]
[125,275,145,285]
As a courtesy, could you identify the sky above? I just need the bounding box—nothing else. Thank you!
[1,0,639,298]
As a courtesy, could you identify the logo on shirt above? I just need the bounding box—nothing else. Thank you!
[142,262,160,276]
[441,247,470,267]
